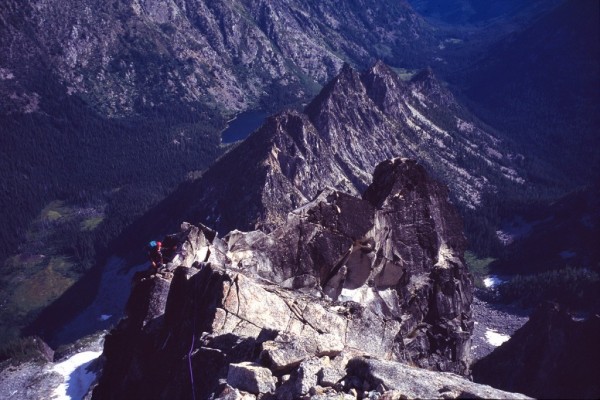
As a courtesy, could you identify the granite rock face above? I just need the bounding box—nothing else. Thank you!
[91,158,483,399]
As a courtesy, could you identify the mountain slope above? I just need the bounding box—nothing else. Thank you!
[494,184,600,275]
[407,0,559,26]
[0,0,441,116]
[0,0,436,342]
[460,0,600,186]
[117,62,525,255]
[22,61,531,345]
[0,0,446,324]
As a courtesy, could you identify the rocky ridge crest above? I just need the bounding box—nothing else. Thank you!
[92,158,526,399]
[137,62,524,246]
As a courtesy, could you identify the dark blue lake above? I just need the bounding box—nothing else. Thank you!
[221,110,268,143]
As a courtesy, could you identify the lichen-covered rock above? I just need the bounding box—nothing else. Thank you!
[260,333,343,372]
[318,365,345,388]
[294,358,323,396]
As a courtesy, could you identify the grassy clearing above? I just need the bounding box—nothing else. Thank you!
[81,216,104,232]
[465,251,496,289]
[0,199,105,344]
[4,254,46,272]
[7,257,76,318]
[41,200,72,222]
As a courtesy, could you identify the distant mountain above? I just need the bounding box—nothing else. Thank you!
[0,0,448,333]
[407,0,559,26]
[460,0,600,187]
[2,0,595,358]
[0,0,442,117]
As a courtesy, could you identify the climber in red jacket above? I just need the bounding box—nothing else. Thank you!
[147,241,164,270]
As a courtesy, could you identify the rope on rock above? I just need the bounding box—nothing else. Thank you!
[188,332,197,400]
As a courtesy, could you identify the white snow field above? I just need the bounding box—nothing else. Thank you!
[52,351,101,400]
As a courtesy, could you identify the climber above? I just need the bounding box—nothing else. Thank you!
[148,240,164,270]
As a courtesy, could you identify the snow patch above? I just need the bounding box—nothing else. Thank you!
[410,89,429,108]
[500,166,525,184]
[484,329,510,347]
[53,256,147,344]
[495,231,512,245]
[52,351,102,400]
[339,286,376,304]
[483,275,505,288]
[485,147,503,160]
[435,243,455,269]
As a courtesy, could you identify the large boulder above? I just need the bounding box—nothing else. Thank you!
[227,362,276,394]
[347,357,529,399]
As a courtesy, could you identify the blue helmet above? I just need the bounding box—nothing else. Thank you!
[149,240,157,248]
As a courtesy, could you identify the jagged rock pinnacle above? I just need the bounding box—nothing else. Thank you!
[92,158,482,399]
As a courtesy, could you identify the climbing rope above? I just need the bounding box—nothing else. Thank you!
[188,332,197,400]
[187,266,212,400]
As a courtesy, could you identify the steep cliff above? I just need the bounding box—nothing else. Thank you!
[91,158,493,399]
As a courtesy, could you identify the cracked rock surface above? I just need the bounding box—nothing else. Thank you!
[90,159,523,399]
